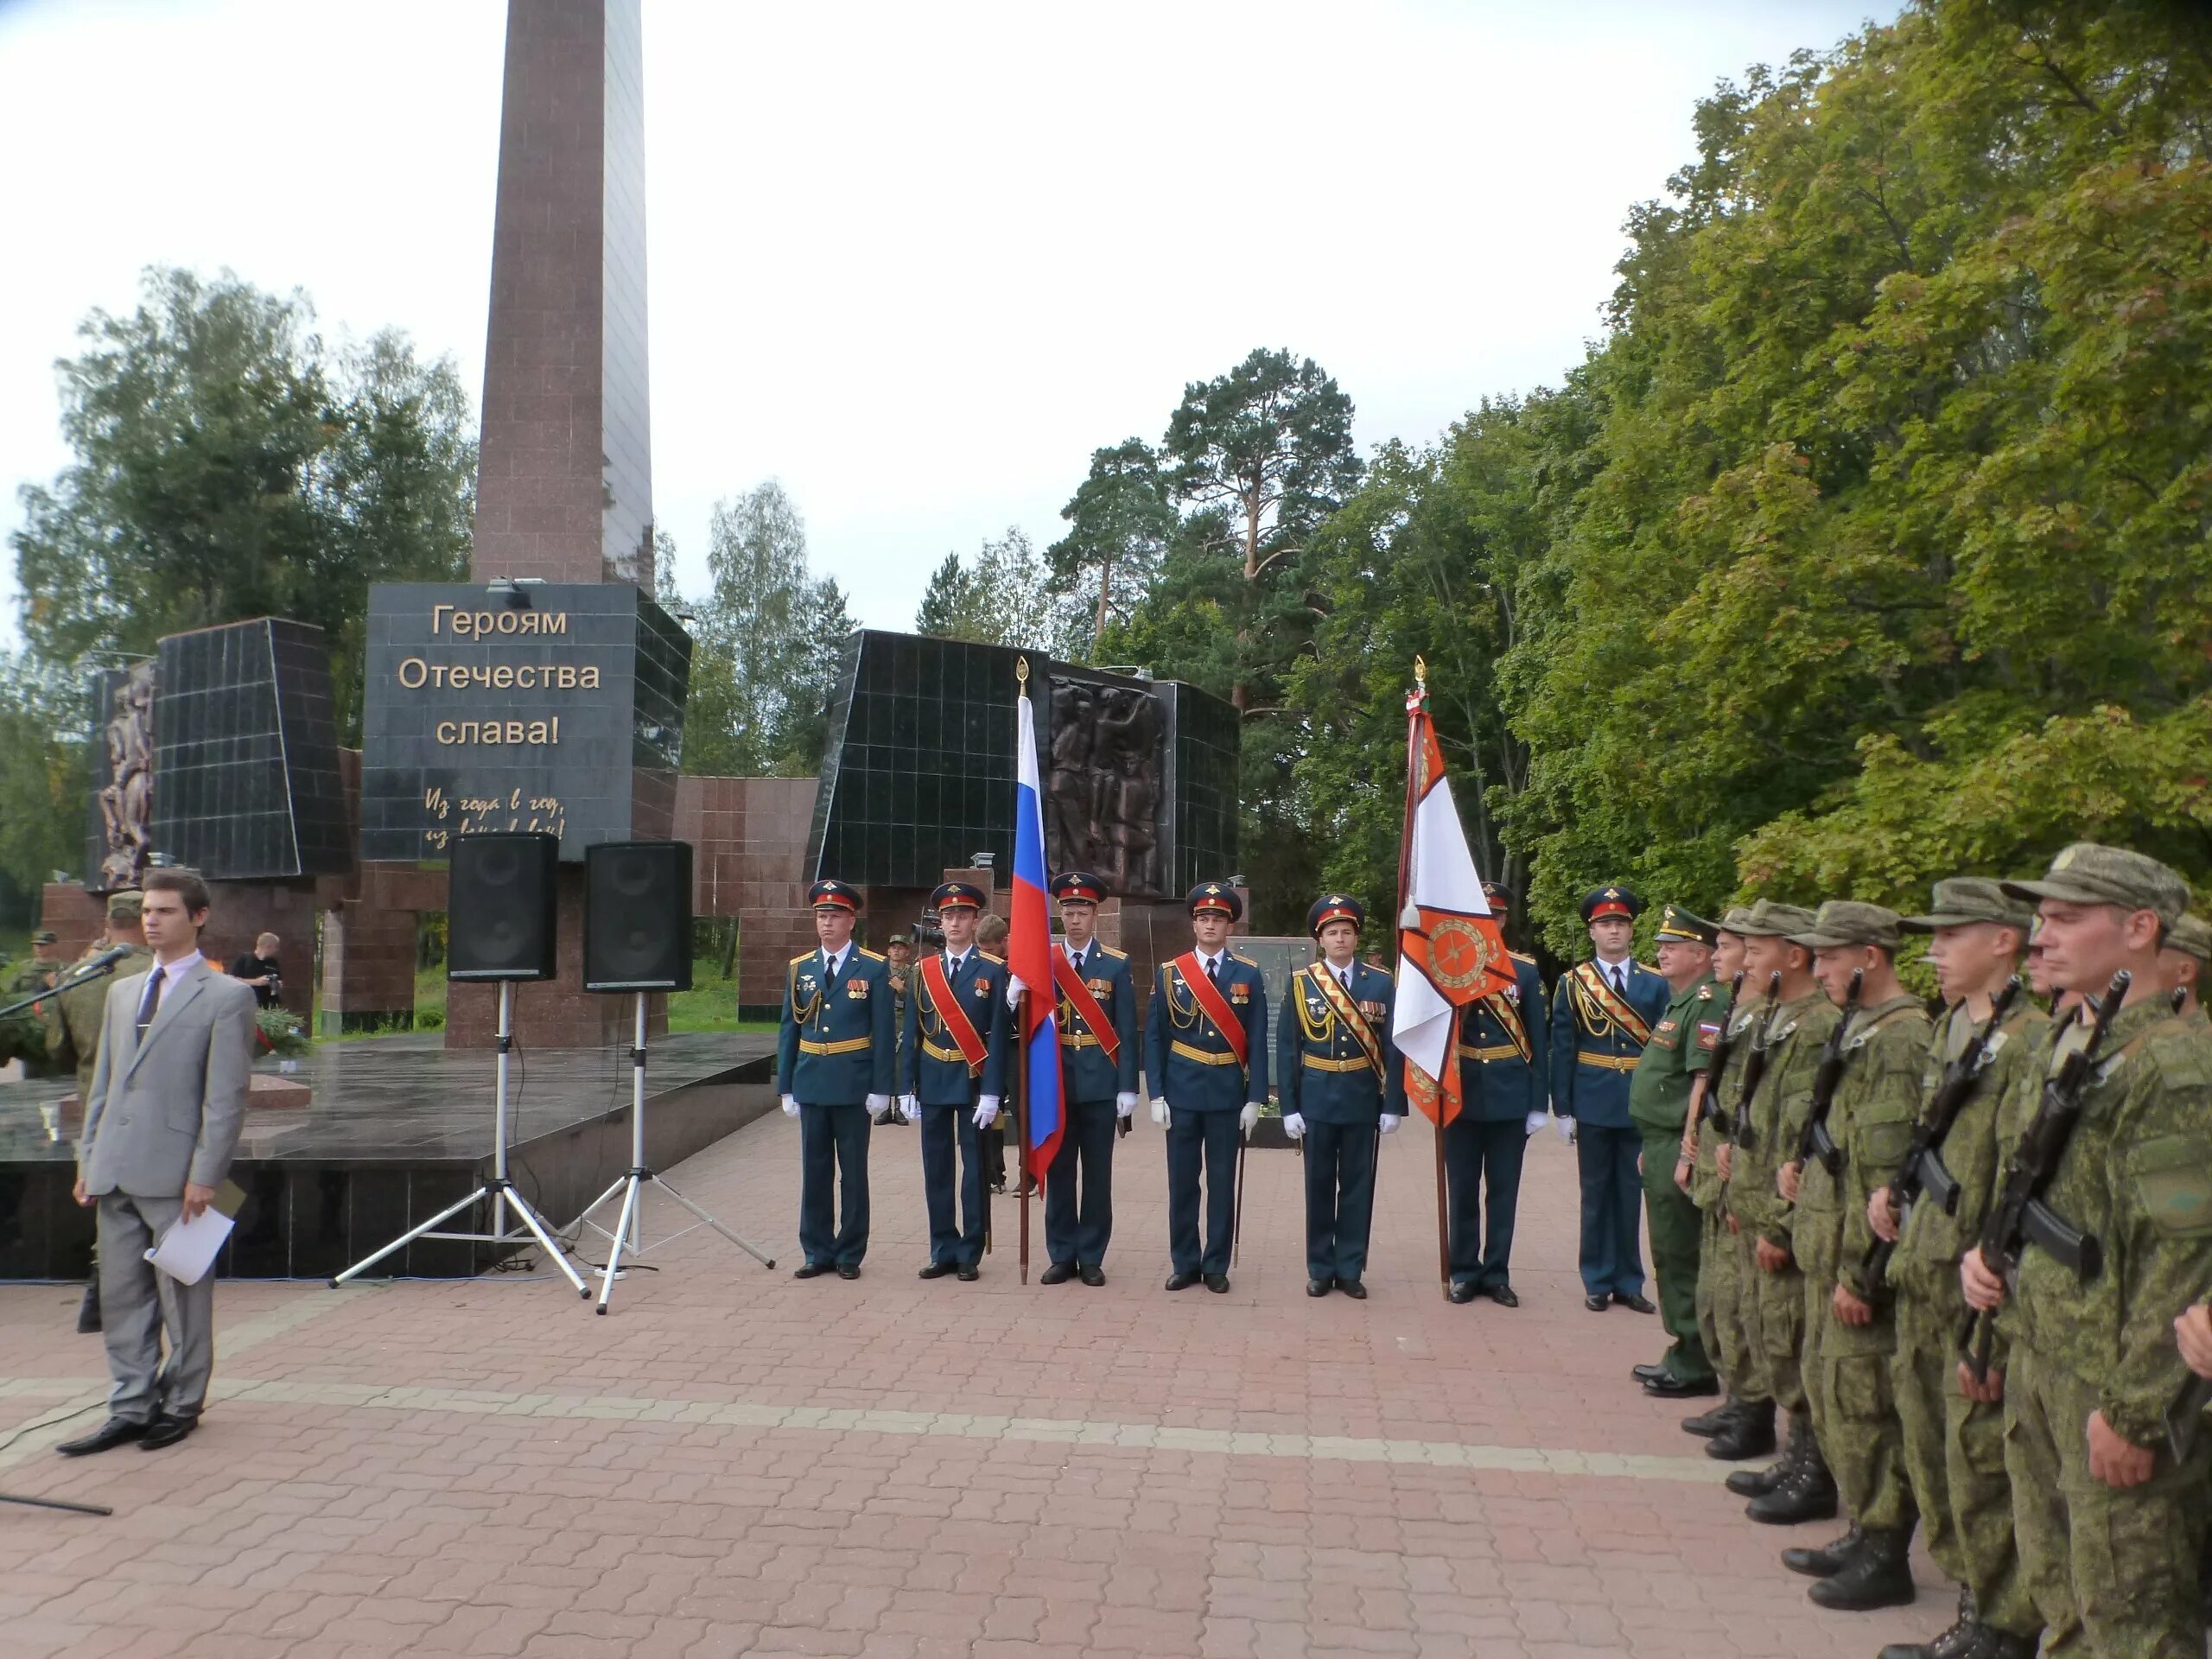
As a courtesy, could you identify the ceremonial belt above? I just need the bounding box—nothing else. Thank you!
[1170,1040,1238,1067]
[1457,1040,1522,1063]
[1301,1054,1371,1074]
[1570,962,1653,1046]
[922,1038,973,1065]
[1306,964,1383,1077]
[1480,990,1531,1061]
[1575,1050,1641,1073]
[1060,1033,1106,1050]
[1053,952,1119,1065]
[799,1035,872,1057]
[918,957,988,1076]
[1171,953,1248,1065]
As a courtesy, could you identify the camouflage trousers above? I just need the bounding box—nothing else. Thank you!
[1695,1206,1764,1402]
[1742,1236,1806,1420]
[1892,1290,2032,1636]
[1802,1265,1915,1530]
[2005,1343,2209,1658]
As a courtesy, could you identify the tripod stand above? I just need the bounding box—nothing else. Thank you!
[332,982,588,1295]
[575,994,774,1313]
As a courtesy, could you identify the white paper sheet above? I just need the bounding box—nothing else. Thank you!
[144,1206,235,1286]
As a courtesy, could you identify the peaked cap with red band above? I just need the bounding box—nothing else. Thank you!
[1186,881,1243,922]
[1306,893,1365,937]
[931,880,988,912]
[1051,871,1107,904]
[809,879,861,912]
[1580,884,1643,925]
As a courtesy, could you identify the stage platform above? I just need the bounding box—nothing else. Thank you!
[0,1029,779,1281]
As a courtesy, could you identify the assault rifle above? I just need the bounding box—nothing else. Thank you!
[1864,976,2024,1286]
[1729,972,1785,1151]
[1697,973,1747,1135]
[1961,970,2128,1383]
[2168,1307,2212,1461]
[1796,969,1865,1179]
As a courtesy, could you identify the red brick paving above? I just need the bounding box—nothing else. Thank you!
[0,1110,1938,1657]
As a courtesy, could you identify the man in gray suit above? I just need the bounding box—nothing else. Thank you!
[61,868,254,1455]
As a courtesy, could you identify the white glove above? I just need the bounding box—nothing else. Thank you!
[1557,1116,1578,1146]
[1151,1097,1171,1128]
[974,1096,1001,1129]
[1524,1110,1547,1138]
[1239,1103,1261,1136]
[1005,972,1027,1010]
[1281,1111,1306,1140]
[1115,1092,1138,1120]
[781,1095,800,1119]
[1379,1114,1402,1136]
[899,1093,920,1123]
[865,1093,890,1118]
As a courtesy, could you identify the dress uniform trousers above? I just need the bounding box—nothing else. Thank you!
[1045,1099,1116,1268]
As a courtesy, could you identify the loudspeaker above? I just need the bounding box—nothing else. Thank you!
[447,832,560,982]
[584,840,694,992]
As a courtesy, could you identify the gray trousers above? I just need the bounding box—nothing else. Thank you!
[95,1192,215,1422]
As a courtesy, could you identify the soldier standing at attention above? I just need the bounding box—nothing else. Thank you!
[880,932,914,1128]
[899,881,1007,1281]
[1628,906,1720,1399]
[1039,872,1138,1286]
[1278,895,1404,1299]
[1145,881,1268,1294]
[1446,880,1548,1307]
[2,930,66,1078]
[1726,901,1843,1517]
[1772,903,1932,1609]
[1871,880,2044,1659]
[1550,886,1670,1313]
[777,880,896,1281]
[1962,845,2212,1659]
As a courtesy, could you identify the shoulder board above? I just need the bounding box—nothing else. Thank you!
[977,950,1004,966]
[1096,945,1128,960]
[854,948,885,963]
[1230,951,1257,967]
[790,951,816,965]
[1637,961,1659,976]
[1695,983,1713,1000]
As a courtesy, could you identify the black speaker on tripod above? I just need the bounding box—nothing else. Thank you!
[448,832,560,982]
[584,840,694,993]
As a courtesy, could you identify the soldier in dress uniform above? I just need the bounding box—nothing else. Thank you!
[1549,885,1671,1313]
[1277,895,1404,1300]
[1446,879,1548,1307]
[1040,872,1138,1286]
[1629,905,1721,1399]
[777,880,897,1281]
[1144,881,1269,1294]
[898,881,1008,1281]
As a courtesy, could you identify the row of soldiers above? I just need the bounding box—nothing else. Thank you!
[1623,843,2212,1659]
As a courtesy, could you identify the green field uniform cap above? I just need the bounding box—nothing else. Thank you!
[1655,904,1717,945]
[1717,905,1759,935]
[30,930,57,945]
[1898,877,2033,935]
[1789,899,1904,951]
[105,892,143,925]
[2167,913,2212,970]
[2000,842,2191,926]
[1734,899,1818,938]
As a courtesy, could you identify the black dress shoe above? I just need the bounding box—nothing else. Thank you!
[57,1416,148,1457]
[140,1414,197,1451]
[1040,1262,1077,1285]
[918,1260,957,1279]
[956,1264,980,1281]
[1631,1362,1671,1384]
[1446,1281,1478,1304]
[1306,1279,1331,1297]
[836,1264,861,1281]
[1485,1283,1519,1307]
[792,1262,832,1280]
[1078,1266,1105,1287]
[1643,1372,1720,1399]
[1166,1270,1201,1291]
[1613,1292,1658,1314]
[1204,1273,1230,1294]
[1336,1279,1367,1300]
[1585,1294,1610,1312]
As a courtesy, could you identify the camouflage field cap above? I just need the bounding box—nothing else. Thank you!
[105,892,143,924]
[2167,913,2212,969]
[30,930,57,945]
[2000,842,2191,926]
[1716,905,1760,935]
[1654,904,1716,945]
[1898,877,2032,935]
[1734,900,1818,938]
[1789,899,1904,951]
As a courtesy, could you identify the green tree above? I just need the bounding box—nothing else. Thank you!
[0,654,91,898]
[1047,438,1175,657]
[913,528,1076,653]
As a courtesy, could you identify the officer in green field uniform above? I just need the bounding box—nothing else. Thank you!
[1873,879,2045,1659]
[1963,844,2212,1659]
[47,894,153,1103]
[1628,905,1720,1399]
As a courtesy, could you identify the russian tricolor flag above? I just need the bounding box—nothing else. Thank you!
[1011,669,1065,1184]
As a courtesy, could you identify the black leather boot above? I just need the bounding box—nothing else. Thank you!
[1681,1395,1740,1438]
[1705,1395,1777,1460]
[1971,1630,2039,1659]
[1746,1436,1839,1525]
[1725,1411,1801,1497]
[1781,1522,1863,1577]
[1878,1586,1978,1659]
[1808,1525,1916,1610]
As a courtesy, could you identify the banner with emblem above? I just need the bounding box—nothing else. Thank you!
[1390,661,1514,1130]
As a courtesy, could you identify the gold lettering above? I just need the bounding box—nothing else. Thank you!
[435,721,458,743]
[398,657,428,690]
[432,604,454,634]
[580,665,600,690]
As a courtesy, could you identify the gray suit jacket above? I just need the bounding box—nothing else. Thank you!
[79,961,255,1198]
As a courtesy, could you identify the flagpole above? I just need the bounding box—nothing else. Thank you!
[1014,657,1033,1286]
[1402,657,1452,1300]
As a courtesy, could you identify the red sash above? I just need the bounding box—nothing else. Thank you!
[1306,964,1384,1078]
[1053,950,1120,1065]
[1173,952,1249,1065]
[919,956,988,1076]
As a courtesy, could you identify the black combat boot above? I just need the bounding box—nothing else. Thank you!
[1745,1435,1839,1525]
[1877,1586,1978,1659]
[1781,1522,1863,1577]
[1681,1395,1740,1438]
[1705,1395,1777,1460]
[1808,1525,1915,1610]
[1725,1411,1800,1497]
[1968,1630,2039,1659]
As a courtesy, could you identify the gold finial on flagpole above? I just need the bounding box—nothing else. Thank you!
[1414,654,1427,691]
[1016,655,1030,688]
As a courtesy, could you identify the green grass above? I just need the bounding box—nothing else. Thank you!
[314,958,767,1039]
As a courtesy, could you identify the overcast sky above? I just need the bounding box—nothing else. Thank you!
[0,0,1891,651]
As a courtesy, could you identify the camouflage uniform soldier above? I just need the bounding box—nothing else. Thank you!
[1875,880,2045,1659]
[47,893,153,1103]
[2156,912,2208,1021]
[1962,844,2212,1659]
[1,931,65,1077]
[1726,901,1845,1518]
